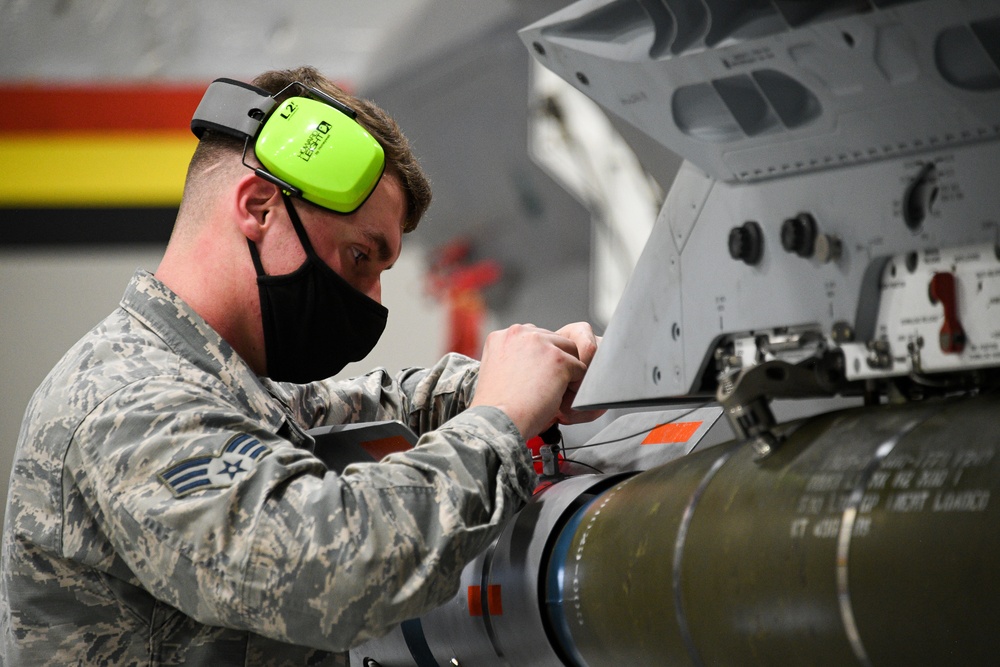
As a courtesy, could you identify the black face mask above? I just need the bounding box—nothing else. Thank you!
[248,195,388,383]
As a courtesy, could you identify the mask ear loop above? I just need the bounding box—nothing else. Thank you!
[245,194,321,278]
[280,194,324,261]
[246,236,268,278]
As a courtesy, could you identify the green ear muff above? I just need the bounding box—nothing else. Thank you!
[255,96,385,213]
[190,78,385,214]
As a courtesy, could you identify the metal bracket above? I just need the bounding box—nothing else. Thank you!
[717,355,844,460]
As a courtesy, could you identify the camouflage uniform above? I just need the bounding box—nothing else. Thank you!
[0,270,536,666]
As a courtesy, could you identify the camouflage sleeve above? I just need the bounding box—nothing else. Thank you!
[70,368,535,652]
[266,352,480,434]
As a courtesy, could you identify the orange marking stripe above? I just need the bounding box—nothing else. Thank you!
[641,421,702,445]
[358,435,413,460]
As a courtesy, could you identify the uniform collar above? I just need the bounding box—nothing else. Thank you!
[119,269,285,427]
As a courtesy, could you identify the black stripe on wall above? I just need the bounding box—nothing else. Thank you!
[1,208,177,246]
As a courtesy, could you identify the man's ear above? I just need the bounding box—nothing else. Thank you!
[233,173,283,243]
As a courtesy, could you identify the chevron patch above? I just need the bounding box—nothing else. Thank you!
[159,434,271,497]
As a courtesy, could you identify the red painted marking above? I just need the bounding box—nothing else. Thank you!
[1,84,207,132]
[467,584,503,616]
[468,585,482,616]
[487,584,503,615]
[930,272,966,354]
[1,79,353,133]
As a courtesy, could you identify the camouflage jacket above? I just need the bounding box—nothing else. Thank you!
[0,270,536,666]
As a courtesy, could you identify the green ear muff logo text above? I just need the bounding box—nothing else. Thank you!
[297,121,331,162]
[280,100,299,120]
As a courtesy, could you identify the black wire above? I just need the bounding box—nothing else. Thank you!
[560,457,604,474]
[530,454,605,475]
[560,401,714,452]
[530,401,714,477]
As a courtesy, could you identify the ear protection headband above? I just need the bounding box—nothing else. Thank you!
[190,78,385,214]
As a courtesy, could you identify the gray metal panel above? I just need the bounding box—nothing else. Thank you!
[520,0,1000,184]
[575,162,705,406]
[538,0,1000,408]
[576,140,1000,406]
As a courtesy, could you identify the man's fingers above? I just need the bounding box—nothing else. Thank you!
[472,322,603,439]
[555,322,600,366]
[556,384,606,425]
[531,328,583,359]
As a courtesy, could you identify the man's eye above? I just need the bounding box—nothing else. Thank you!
[351,248,369,264]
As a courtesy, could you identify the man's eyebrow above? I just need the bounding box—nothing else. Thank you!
[363,229,397,266]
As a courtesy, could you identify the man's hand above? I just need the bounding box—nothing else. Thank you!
[553,323,606,428]
[470,323,604,439]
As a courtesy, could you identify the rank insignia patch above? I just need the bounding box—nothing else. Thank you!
[159,434,271,497]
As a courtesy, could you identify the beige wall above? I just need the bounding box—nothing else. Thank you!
[0,242,445,530]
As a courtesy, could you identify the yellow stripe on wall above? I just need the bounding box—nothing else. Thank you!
[0,132,196,207]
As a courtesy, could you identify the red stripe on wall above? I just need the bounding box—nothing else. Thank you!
[1,84,209,133]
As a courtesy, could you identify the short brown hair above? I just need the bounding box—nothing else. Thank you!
[186,65,431,232]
